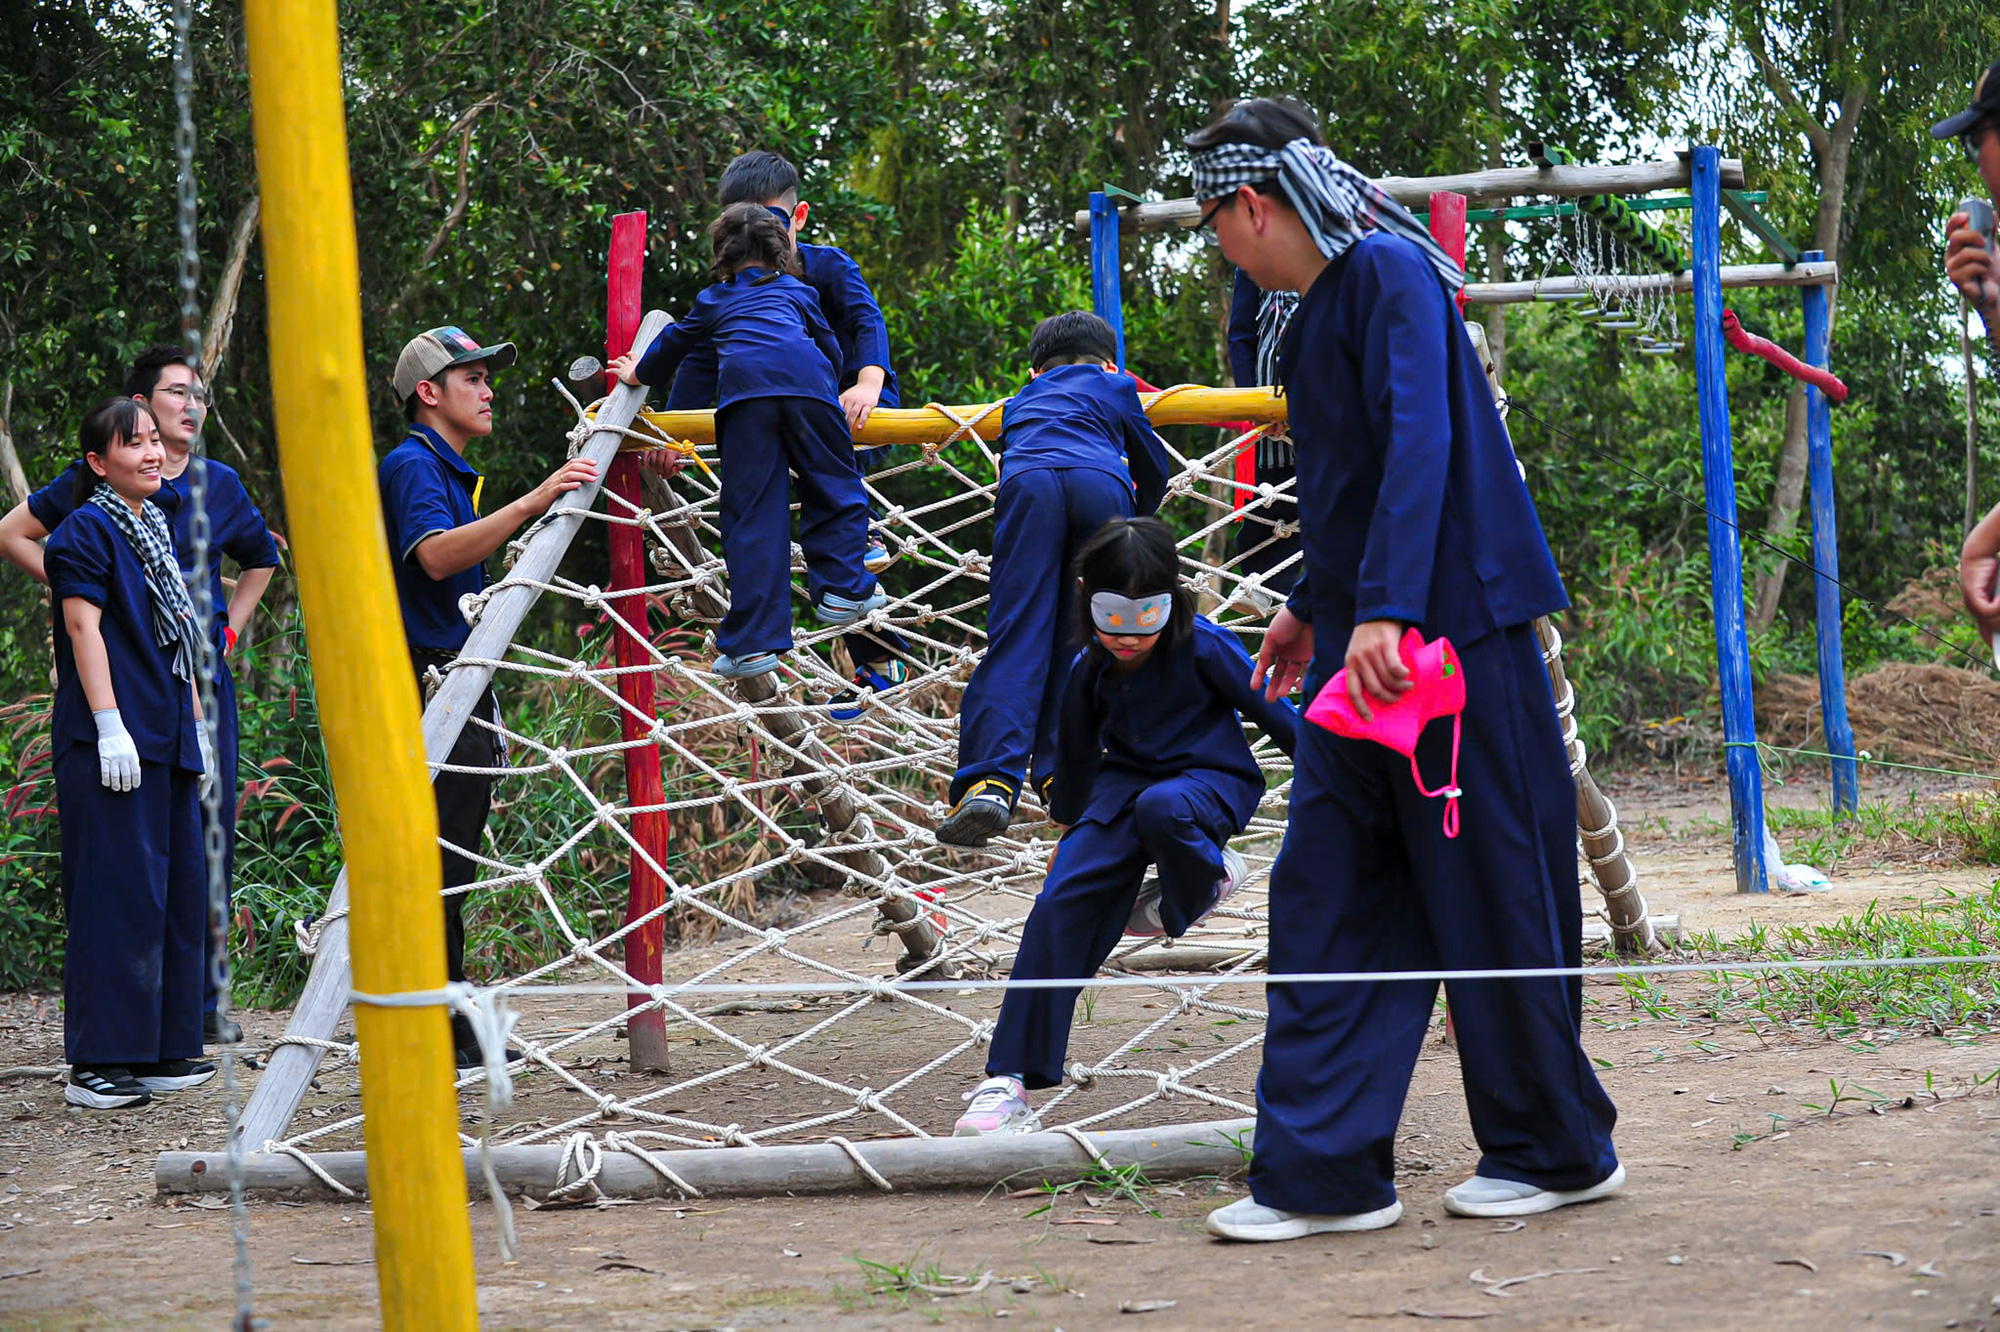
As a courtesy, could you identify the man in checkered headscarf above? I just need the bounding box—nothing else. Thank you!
[1186,99,1626,1246]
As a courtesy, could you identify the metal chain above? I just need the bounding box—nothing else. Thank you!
[172,3,257,1326]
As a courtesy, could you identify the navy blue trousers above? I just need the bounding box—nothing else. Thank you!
[987,774,1237,1088]
[1248,623,1618,1215]
[201,653,239,1015]
[56,747,205,1066]
[715,396,873,658]
[950,467,1133,804]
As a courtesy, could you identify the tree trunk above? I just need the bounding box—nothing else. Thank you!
[0,378,27,507]
[1967,296,1981,532]
[1750,382,1809,628]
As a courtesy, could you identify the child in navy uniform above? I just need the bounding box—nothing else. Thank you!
[45,399,217,1109]
[935,313,1172,846]
[613,204,882,677]
[954,517,1296,1134]
[651,149,916,711]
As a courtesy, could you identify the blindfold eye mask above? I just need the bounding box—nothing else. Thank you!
[1089,590,1173,636]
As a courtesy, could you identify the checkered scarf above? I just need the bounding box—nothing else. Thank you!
[88,481,202,683]
[1192,139,1465,295]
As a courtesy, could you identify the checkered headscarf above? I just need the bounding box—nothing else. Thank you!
[88,481,203,683]
[1192,139,1465,295]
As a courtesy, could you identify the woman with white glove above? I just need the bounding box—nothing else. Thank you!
[44,398,214,1110]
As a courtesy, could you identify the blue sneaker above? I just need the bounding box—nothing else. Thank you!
[937,780,1015,847]
[713,651,782,679]
[864,535,894,574]
[816,586,888,627]
[829,659,908,723]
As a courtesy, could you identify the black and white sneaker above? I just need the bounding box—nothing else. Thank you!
[132,1059,218,1092]
[66,1066,153,1110]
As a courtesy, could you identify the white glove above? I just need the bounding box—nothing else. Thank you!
[196,720,217,801]
[93,708,141,793]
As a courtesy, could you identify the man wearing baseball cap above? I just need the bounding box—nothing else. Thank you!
[378,326,596,1066]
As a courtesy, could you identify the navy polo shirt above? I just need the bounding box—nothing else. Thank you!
[636,268,843,410]
[1278,231,1567,645]
[996,364,1172,515]
[45,502,202,771]
[378,424,485,654]
[665,243,901,411]
[30,456,279,642]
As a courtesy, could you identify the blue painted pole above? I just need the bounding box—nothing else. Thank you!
[1799,248,1858,815]
[1088,192,1127,368]
[1691,145,1770,893]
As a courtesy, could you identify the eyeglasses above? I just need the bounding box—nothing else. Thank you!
[1195,196,1232,248]
[1963,121,1998,163]
[155,383,209,409]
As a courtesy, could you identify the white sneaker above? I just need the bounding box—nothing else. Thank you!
[1205,1195,1403,1241]
[1198,847,1249,925]
[953,1075,1033,1136]
[1126,873,1164,937]
[1442,1163,1626,1217]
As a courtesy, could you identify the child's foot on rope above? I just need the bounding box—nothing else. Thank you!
[1205,1195,1403,1241]
[953,1074,1032,1136]
[1126,872,1165,938]
[815,585,887,627]
[713,650,783,679]
[863,533,894,574]
[132,1059,217,1093]
[1198,846,1250,926]
[65,1065,152,1110]
[936,781,1014,847]
[203,1011,242,1045]
[1441,1163,1625,1218]
[829,659,908,723]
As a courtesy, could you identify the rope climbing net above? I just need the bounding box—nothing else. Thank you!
[227,366,1650,1196]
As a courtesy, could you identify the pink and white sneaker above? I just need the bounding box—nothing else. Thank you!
[953,1075,1032,1136]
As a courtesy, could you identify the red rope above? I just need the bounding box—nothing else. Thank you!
[1721,309,1848,403]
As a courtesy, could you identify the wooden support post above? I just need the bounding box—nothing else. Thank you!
[604,211,673,1072]
[242,0,475,1322]
[1691,146,1769,893]
[1799,249,1857,816]
[1089,192,1126,368]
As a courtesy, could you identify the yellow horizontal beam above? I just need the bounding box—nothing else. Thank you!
[620,384,1287,450]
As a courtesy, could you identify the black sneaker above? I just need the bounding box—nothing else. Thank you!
[451,1014,524,1069]
[204,1011,243,1045]
[936,781,1015,848]
[66,1066,153,1110]
[133,1059,218,1092]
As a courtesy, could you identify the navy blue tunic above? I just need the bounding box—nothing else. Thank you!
[45,502,202,771]
[1279,232,1566,645]
[997,364,1172,516]
[665,243,901,411]
[1049,616,1298,829]
[379,425,485,655]
[635,269,843,409]
[31,457,279,637]
[1228,268,1261,388]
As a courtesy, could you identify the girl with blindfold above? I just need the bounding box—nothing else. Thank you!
[954,517,1297,1135]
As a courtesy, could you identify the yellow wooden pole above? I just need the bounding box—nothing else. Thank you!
[623,383,1288,448]
[241,1,477,1325]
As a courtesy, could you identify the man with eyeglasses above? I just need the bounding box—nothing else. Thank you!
[0,346,279,1046]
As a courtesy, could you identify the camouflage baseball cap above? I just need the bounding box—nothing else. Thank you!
[392,326,519,400]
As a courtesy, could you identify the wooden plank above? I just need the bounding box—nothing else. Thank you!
[159,1117,1258,1198]
[630,384,1287,448]
[231,309,673,1154]
[1463,261,1836,306]
[1072,159,1747,234]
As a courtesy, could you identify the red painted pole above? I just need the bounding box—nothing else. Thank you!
[1428,191,1467,1047]
[604,210,672,1073]
[1428,190,1469,316]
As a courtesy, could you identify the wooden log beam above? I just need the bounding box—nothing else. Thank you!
[1464,260,1836,306]
[158,1118,1258,1198]
[625,385,1287,449]
[1072,159,1748,234]
[231,310,672,1154]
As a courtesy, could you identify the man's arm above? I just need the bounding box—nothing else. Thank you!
[1119,386,1173,516]
[226,567,275,649]
[412,457,599,582]
[1198,623,1300,758]
[0,500,50,585]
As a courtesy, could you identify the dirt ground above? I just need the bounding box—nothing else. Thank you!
[3,767,1998,1330]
